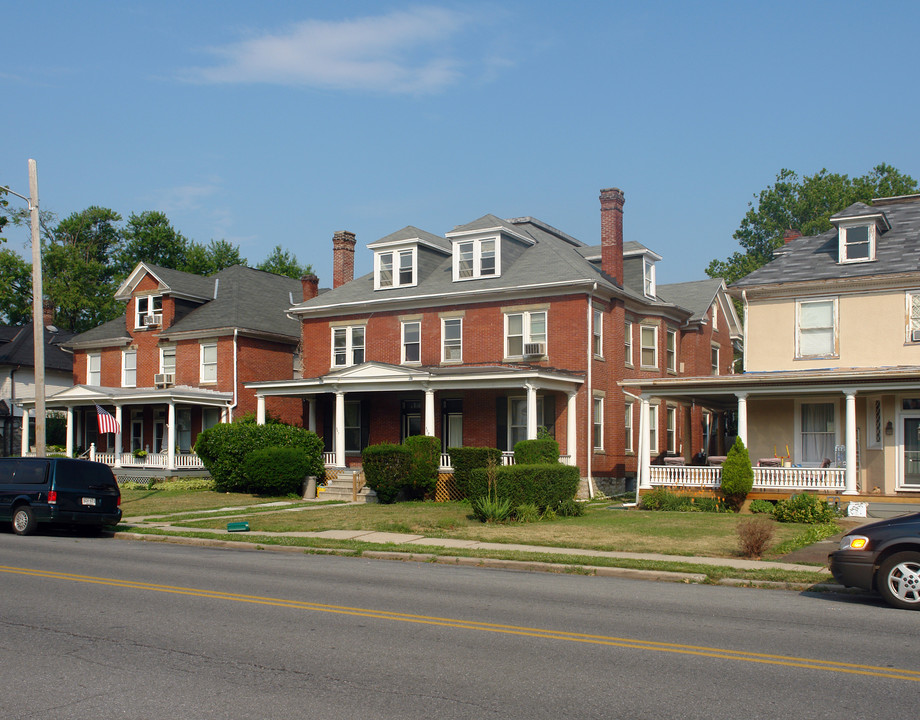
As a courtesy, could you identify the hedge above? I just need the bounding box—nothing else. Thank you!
[362,443,413,504]
[467,463,580,510]
[194,422,325,493]
[448,446,502,498]
[242,447,313,496]
[514,438,560,464]
[403,435,440,499]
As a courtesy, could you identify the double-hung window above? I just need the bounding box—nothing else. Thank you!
[624,322,633,366]
[796,298,837,358]
[640,325,658,368]
[648,404,659,454]
[375,249,416,289]
[200,342,217,383]
[505,310,547,358]
[333,326,365,367]
[122,349,137,388]
[666,406,676,454]
[401,321,421,364]
[800,402,836,465]
[624,401,634,453]
[442,317,462,362]
[839,224,874,263]
[711,345,720,375]
[593,308,603,357]
[454,238,499,280]
[160,346,176,375]
[908,293,920,343]
[135,295,162,328]
[643,259,656,298]
[666,329,676,372]
[593,396,604,451]
[87,353,101,385]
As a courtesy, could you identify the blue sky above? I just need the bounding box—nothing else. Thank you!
[3,1,918,285]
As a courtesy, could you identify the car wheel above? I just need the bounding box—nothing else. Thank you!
[12,505,37,536]
[878,552,920,610]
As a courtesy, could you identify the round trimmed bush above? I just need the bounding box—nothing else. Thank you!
[242,446,313,496]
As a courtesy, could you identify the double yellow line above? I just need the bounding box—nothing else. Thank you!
[3,564,918,682]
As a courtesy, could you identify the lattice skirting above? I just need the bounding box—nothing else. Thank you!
[435,472,462,502]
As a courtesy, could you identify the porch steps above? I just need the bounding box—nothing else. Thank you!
[318,470,377,503]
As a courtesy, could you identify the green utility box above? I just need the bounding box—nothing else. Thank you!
[227,521,250,532]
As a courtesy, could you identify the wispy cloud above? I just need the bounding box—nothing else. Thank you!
[181,7,475,94]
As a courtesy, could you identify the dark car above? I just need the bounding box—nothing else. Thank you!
[0,458,122,536]
[828,513,920,610]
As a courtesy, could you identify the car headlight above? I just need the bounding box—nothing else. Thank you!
[839,535,870,551]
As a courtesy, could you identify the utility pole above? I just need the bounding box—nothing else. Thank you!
[29,160,45,457]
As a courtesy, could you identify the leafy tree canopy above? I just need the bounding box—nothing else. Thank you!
[118,211,189,275]
[255,244,313,279]
[183,238,247,276]
[0,248,31,324]
[707,163,918,285]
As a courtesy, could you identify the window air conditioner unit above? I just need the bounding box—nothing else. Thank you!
[154,373,174,387]
[143,314,162,327]
[523,342,546,357]
[912,328,920,343]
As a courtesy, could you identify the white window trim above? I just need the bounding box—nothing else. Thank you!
[159,345,176,375]
[666,405,677,454]
[593,307,603,358]
[793,398,840,467]
[401,320,421,365]
[666,328,676,373]
[331,325,366,368]
[504,310,547,359]
[374,247,418,290]
[87,352,101,385]
[624,400,634,453]
[441,317,462,363]
[906,291,920,343]
[795,297,838,359]
[593,395,604,451]
[711,343,720,376]
[200,342,218,384]
[838,222,876,264]
[134,294,162,329]
[624,321,633,367]
[639,324,658,369]
[452,236,501,281]
[648,403,659,455]
[643,258,656,298]
[122,348,137,388]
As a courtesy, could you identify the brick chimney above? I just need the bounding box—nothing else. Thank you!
[42,298,55,328]
[301,273,319,301]
[783,228,802,244]
[332,231,356,289]
[599,187,625,285]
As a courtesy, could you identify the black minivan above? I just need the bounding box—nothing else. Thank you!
[0,458,122,535]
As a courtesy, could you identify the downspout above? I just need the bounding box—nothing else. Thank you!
[622,388,642,507]
[585,284,596,499]
[229,329,239,422]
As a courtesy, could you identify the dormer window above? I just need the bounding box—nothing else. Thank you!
[643,258,656,298]
[839,224,875,263]
[454,237,499,281]
[135,295,162,328]
[375,248,416,290]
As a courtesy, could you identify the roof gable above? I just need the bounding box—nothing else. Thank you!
[114,262,217,302]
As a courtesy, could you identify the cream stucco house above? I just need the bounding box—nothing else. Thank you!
[623,192,920,499]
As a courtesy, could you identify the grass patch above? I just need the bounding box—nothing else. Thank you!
[119,488,293,518]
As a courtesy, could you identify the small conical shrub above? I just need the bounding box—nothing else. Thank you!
[720,436,754,512]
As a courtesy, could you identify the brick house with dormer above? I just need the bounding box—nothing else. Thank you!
[20,263,305,472]
[249,188,741,495]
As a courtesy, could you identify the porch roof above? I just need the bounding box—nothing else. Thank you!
[620,365,920,402]
[16,384,233,409]
[247,361,585,396]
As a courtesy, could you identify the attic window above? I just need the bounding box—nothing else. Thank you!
[643,258,656,298]
[135,295,162,328]
[839,224,875,263]
[375,248,416,290]
[453,238,499,281]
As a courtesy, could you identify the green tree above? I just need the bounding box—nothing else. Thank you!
[0,187,9,240]
[707,164,919,285]
[256,244,313,279]
[0,248,31,323]
[720,436,754,512]
[118,211,189,275]
[183,238,247,276]
[44,206,124,332]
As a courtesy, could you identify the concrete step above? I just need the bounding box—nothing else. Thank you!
[317,471,377,503]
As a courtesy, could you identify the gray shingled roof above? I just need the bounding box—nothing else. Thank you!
[0,323,75,371]
[139,263,217,300]
[370,225,451,252]
[66,318,131,348]
[657,278,723,322]
[733,197,920,289]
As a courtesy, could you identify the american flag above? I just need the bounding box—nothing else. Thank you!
[95,404,120,434]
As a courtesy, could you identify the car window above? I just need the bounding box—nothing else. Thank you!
[53,460,117,491]
[0,460,49,485]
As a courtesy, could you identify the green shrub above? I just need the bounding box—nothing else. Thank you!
[467,463,580,510]
[641,488,692,511]
[194,423,324,493]
[403,435,440,499]
[362,443,412,504]
[749,499,775,515]
[692,496,729,513]
[514,503,541,523]
[472,494,513,522]
[514,438,560,465]
[448,446,502,498]
[720,436,754,512]
[242,447,312,496]
[773,493,839,524]
[554,498,586,517]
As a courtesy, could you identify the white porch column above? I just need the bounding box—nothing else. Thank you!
[307,398,316,433]
[844,390,858,495]
[736,392,748,447]
[256,395,266,425]
[424,388,435,437]
[113,406,123,468]
[167,401,176,471]
[65,406,74,458]
[638,396,651,489]
[334,390,346,468]
[526,382,538,440]
[20,407,30,456]
[566,391,577,465]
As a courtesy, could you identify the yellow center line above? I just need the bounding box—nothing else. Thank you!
[3,564,918,681]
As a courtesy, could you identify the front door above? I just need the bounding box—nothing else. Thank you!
[903,417,920,488]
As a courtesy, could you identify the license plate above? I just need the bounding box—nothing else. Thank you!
[81,497,97,506]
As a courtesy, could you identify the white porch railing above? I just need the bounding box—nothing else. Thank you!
[321,451,575,471]
[649,465,846,491]
[80,445,204,470]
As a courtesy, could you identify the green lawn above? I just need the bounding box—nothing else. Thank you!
[120,488,826,560]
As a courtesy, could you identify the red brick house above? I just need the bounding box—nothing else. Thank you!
[250,188,741,495]
[26,263,304,472]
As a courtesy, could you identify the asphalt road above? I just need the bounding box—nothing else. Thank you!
[0,531,916,720]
